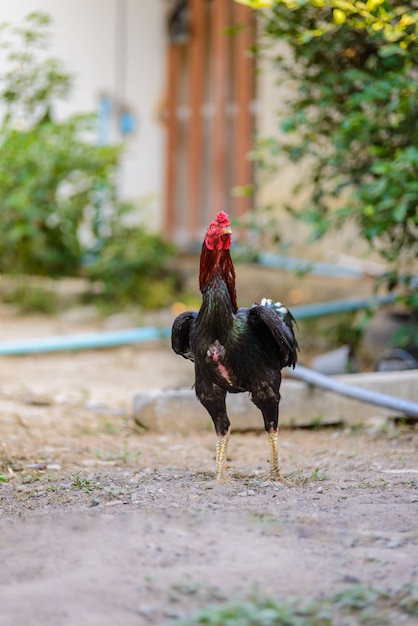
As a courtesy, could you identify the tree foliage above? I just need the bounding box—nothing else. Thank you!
[237,0,418,48]
[236,1,418,291]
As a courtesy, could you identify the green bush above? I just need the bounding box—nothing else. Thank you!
[0,117,121,276]
[0,12,176,308]
[84,203,177,308]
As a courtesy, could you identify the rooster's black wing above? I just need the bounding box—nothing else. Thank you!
[247,305,298,369]
[171,311,197,361]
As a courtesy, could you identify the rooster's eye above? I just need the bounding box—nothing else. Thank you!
[210,225,216,231]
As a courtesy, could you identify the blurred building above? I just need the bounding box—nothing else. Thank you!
[0,1,278,244]
[0,0,166,230]
[0,0,338,256]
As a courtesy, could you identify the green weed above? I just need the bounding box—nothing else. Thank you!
[179,583,418,626]
[95,443,142,464]
[71,472,94,492]
[310,468,327,481]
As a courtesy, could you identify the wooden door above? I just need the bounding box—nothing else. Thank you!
[164,0,256,245]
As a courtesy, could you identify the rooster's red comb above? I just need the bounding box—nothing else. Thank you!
[216,211,230,226]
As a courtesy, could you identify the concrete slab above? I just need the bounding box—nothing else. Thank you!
[133,370,418,433]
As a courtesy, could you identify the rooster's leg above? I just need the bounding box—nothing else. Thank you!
[216,427,230,481]
[195,380,230,481]
[266,429,292,486]
[252,392,292,486]
[267,429,280,478]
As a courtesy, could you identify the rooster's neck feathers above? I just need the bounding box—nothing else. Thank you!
[199,243,238,314]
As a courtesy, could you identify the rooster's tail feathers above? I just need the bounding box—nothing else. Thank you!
[259,297,298,333]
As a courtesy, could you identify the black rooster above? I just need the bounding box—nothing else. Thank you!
[171,211,298,482]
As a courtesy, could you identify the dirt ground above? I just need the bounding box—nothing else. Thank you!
[0,307,417,626]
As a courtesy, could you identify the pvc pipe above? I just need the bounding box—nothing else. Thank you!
[258,251,364,278]
[290,293,397,319]
[290,364,418,419]
[0,294,399,356]
[0,326,171,355]
[1,302,416,419]
[257,252,418,287]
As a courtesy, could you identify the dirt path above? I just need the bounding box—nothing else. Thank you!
[0,311,417,625]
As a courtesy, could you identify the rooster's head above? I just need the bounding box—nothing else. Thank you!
[200,211,237,311]
[205,211,232,251]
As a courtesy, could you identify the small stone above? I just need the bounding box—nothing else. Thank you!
[343,573,361,583]
[137,605,156,620]
[238,489,255,497]
[24,393,53,406]
[317,486,323,494]
[164,609,183,619]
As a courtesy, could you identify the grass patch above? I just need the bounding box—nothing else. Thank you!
[179,583,418,626]
[1,282,59,314]
[95,444,142,464]
[71,472,95,492]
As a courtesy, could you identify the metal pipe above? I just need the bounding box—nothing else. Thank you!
[290,364,418,419]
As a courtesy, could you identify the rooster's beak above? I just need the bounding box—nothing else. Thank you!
[222,226,232,235]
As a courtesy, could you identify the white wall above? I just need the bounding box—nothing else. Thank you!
[0,0,167,227]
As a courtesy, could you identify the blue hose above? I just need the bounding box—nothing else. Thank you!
[1,293,416,418]
[258,251,363,278]
[0,326,171,355]
[0,293,398,356]
[257,252,418,287]
[291,293,397,319]
[0,293,396,356]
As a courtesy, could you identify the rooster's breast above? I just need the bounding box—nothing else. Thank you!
[205,339,236,387]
